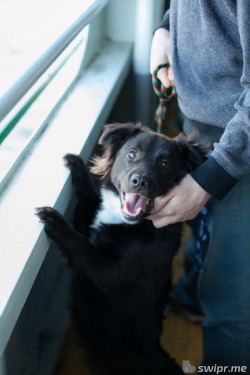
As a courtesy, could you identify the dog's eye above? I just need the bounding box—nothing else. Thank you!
[161,160,172,169]
[128,151,137,160]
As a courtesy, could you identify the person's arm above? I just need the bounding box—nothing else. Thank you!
[190,0,250,200]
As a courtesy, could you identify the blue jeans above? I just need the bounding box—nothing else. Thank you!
[171,173,250,369]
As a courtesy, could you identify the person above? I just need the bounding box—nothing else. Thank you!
[148,1,250,371]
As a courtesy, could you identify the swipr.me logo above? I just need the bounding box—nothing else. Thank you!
[182,360,197,374]
[182,361,248,374]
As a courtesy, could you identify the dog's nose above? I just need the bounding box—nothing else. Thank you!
[131,175,149,190]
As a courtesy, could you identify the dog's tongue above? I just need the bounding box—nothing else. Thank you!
[124,193,148,216]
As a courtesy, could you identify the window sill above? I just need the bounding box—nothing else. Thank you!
[0,40,132,356]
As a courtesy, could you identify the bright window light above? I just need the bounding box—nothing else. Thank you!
[0,0,93,95]
[0,0,94,189]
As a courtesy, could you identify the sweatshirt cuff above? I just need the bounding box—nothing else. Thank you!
[191,157,238,200]
[157,10,170,31]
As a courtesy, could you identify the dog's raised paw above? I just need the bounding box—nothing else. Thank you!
[63,154,84,171]
[35,206,56,222]
[35,207,68,238]
[63,154,89,190]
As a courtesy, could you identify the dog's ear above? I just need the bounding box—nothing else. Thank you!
[174,133,208,172]
[91,122,143,179]
[99,122,143,145]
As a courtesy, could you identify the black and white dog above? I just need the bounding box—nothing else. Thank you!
[36,122,205,375]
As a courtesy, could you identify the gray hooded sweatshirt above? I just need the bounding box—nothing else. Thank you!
[159,0,250,199]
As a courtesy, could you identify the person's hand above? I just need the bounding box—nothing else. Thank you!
[150,27,174,89]
[146,175,211,228]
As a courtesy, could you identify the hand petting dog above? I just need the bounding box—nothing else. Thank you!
[147,174,211,228]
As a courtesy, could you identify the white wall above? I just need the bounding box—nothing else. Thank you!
[106,0,165,74]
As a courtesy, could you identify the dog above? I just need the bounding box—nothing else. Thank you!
[36,122,205,375]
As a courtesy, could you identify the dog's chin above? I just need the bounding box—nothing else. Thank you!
[120,191,153,225]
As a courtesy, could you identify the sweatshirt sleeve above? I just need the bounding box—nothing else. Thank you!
[191,0,250,200]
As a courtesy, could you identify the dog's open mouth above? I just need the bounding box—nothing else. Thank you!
[121,192,152,223]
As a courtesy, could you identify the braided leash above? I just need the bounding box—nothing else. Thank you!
[194,199,212,273]
[152,63,176,133]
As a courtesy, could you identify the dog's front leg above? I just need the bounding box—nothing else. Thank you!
[64,154,101,236]
[36,207,101,279]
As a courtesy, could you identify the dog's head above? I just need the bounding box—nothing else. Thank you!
[91,123,206,224]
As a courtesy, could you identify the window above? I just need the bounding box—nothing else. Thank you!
[0,0,93,94]
[0,0,93,190]
[0,0,133,368]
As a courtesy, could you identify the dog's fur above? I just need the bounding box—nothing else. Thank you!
[36,123,205,375]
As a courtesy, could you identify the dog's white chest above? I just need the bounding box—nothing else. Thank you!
[91,189,124,230]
